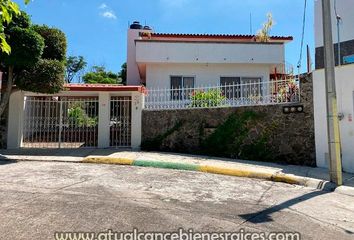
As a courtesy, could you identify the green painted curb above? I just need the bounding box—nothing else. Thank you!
[133,160,199,171]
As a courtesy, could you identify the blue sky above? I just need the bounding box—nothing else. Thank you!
[17,0,314,73]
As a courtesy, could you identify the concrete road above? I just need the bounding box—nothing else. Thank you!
[0,161,353,240]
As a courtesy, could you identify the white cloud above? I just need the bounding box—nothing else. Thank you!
[99,3,108,9]
[98,3,117,20]
[101,10,117,19]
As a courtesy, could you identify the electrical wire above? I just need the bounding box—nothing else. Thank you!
[297,0,307,71]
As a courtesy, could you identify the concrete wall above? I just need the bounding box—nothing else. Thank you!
[314,0,354,69]
[313,64,354,173]
[145,63,270,89]
[142,75,315,166]
[315,0,354,47]
[136,41,285,65]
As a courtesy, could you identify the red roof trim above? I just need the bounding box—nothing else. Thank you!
[150,33,293,41]
[64,84,145,92]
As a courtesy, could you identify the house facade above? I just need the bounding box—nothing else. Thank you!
[313,0,354,173]
[126,21,293,90]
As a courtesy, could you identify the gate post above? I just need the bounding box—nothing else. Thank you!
[7,91,25,149]
[98,92,110,148]
[131,91,144,150]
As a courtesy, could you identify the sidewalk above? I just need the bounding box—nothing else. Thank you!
[1,149,354,195]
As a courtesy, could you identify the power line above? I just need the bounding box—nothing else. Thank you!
[297,0,308,70]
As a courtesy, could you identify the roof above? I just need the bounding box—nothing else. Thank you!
[64,84,145,92]
[141,33,293,43]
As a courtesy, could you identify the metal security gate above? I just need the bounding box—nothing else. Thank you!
[22,96,99,148]
[110,96,131,147]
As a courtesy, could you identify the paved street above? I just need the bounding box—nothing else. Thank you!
[0,161,353,240]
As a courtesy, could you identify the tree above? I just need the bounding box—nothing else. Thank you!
[65,56,87,83]
[0,0,30,54]
[31,25,67,61]
[256,13,274,42]
[83,66,120,84]
[0,12,67,117]
[118,62,127,85]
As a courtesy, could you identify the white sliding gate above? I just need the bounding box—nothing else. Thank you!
[22,96,99,148]
[110,96,132,147]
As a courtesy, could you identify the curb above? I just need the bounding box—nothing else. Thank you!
[82,157,332,190]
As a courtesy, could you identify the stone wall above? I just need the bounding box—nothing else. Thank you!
[142,74,316,166]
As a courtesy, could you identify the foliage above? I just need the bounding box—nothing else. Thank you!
[65,56,87,83]
[16,59,65,94]
[190,89,226,108]
[276,79,300,103]
[32,24,67,61]
[68,103,98,127]
[256,13,274,42]
[201,111,275,161]
[141,121,184,151]
[0,0,30,54]
[83,66,120,84]
[0,26,44,67]
[119,62,127,85]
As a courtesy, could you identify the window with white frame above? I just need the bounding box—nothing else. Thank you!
[170,76,195,100]
[220,77,262,99]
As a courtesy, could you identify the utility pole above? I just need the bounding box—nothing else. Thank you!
[322,0,342,186]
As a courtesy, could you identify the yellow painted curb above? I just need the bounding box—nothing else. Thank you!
[199,165,273,180]
[271,174,305,185]
[83,157,134,165]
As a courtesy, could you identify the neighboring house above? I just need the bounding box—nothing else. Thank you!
[313,0,354,173]
[126,21,293,91]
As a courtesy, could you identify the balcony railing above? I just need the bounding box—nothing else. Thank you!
[144,79,300,110]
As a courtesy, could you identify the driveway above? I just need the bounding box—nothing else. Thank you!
[0,161,353,240]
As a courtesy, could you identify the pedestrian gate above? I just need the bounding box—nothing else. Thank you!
[110,96,132,147]
[22,96,99,148]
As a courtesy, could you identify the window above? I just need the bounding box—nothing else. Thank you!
[220,77,241,99]
[220,77,262,99]
[170,76,195,100]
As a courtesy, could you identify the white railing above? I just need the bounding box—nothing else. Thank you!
[144,79,300,110]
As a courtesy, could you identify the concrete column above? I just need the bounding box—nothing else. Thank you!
[98,92,110,148]
[131,92,144,150]
[7,91,24,149]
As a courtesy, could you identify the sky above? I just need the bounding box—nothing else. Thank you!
[16,0,315,74]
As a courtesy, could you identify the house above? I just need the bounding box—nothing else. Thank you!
[126,21,293,91]
[313,0,354,173]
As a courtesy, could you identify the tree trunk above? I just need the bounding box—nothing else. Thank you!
[0,66,14,118]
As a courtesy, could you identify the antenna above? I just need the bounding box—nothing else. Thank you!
[249,13,253,35]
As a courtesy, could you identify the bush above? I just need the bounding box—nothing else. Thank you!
[190,89,226,108]
[32,25,67,61]
[68,103,98,127]
[16,59,65,93]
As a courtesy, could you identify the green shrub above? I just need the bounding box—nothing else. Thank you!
[16,59,65,94]
[190,89,226,108]
[68,103,98,127]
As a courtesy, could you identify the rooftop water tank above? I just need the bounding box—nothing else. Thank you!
[130,21,143,30]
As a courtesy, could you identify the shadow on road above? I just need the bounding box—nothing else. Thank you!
[240,190,331,223]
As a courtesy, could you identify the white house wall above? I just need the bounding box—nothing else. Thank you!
[145,63,271,89]
[313,64,354,173]
[315,0,354,47]
[136,41,285,65]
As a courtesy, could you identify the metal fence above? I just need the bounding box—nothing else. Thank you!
[144,79,300,110]
[110,96,132,148]
[22,96,99,148]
